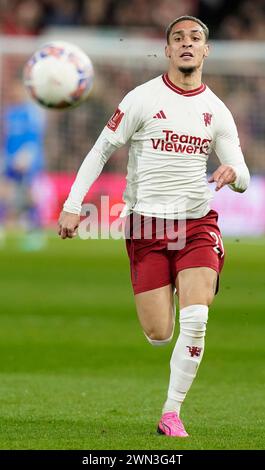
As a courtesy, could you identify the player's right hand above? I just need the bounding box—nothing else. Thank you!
[208,164,237,191]
[58,211,80,239]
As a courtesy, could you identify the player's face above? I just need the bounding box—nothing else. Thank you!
[165,21,209,73]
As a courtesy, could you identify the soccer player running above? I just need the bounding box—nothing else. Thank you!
[58,16,250,437]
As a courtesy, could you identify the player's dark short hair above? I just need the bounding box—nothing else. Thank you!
[166,16,209,44]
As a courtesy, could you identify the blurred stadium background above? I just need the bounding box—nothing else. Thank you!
[0,0,264,451]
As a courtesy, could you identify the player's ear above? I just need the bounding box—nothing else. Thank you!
[203,43,210,58]
[165,45,171,59]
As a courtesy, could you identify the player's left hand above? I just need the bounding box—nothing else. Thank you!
[208,165,237,191]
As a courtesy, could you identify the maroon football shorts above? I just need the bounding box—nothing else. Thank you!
[125,210,225,295]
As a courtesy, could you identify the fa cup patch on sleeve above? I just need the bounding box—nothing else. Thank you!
[107,108,124,131]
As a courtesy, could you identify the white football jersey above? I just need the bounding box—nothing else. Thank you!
[64,74,250,219]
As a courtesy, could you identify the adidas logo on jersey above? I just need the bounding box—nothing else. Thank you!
[153,110,167,119]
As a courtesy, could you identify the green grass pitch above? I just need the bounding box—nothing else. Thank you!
[0,236,264,450]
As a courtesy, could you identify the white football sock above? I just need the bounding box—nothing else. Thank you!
[163,304,208,416]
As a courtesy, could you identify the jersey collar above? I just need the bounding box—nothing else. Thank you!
[162,73,206,97]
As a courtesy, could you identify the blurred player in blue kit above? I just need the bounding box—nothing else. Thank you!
[0,78,46,249]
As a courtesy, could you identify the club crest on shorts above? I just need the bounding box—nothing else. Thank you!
[203,112,212,127]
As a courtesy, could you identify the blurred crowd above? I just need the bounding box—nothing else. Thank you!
[0,0,265,40]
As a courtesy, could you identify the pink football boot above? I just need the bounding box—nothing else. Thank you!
[157,412,189,437]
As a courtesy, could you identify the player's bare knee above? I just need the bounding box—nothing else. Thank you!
[180,285,215,307]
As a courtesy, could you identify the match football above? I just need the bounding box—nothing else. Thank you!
[23,41,94,109]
